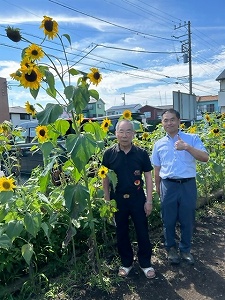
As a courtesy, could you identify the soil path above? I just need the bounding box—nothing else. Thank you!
[81,202,225,300]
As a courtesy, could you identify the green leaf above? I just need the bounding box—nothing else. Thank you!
[36,103,63,124]
[0,191,14,204]
[30,87,39,99]
[69,68,80,76]
[24,212,41,238]
[62,33,71,46]
[64,184,89,218]
[45,70,55,93]
[5,220,23,241]
[46,87,57,99]
[66,85,90,114]
[66,133,97,172]
[0,234,12,249]
[89,89,99,100]
[22,243,34,265]
[83,121,107,140]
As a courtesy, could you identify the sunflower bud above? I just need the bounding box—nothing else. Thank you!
[6,26,22,42]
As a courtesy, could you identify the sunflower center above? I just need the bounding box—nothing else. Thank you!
[39,129,46,137]
[25,70,38,82]
[44,20,54,32]
[31,50,39,56]
[93,72,100,80]
[3,182,10,189]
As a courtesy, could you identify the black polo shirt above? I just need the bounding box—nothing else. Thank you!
[102,144,153,194]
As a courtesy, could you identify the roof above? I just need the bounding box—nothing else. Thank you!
[107,104,141,111]
[9,106,27,114]
[216,69,225,81]
[196,95,218,102]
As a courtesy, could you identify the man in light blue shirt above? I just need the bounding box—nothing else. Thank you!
[151,109,209,265]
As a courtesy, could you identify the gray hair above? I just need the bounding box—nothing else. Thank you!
[115,119,135,131]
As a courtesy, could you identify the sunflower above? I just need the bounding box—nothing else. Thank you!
[77,114,84,125]
[20,57,35,73]
[87,68,102,86]
[180,123,185,129]
[123,110,132,120]
[36,125,49,143]
[98,166,108,179]
[142,132,150,140]
[25,101,36,117]
[10,71,21,81]
[101,118,112,132]
[211,128,220,136]
[0,176,16,192]
[222,142,225,148]
[5,26,22,42]
[188,126,197,134]
[205,114,210,122]
[40,16,58,40]
[25,44,44,61]
[20,66,43,90]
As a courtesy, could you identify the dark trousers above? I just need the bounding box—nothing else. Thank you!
[160,178,197,252]
[114,189,152,268]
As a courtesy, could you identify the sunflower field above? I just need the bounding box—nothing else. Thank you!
[0,16,225,299]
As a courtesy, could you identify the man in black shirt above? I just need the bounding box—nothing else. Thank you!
[102,119,155,279]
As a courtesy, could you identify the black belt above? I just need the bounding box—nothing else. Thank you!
[165,177,194,183]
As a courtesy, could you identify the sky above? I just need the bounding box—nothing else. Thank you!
[0,0,225,111]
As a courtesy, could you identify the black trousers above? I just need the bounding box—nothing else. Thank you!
[114,189,152,268]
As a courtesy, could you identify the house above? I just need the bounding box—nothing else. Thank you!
[106,104,142,115]
[0,77,10,123]
[82,98,105,117]
[196,95,219,117]
[9,106,32,127]
[140,104,173,122]
[216,69,225,113]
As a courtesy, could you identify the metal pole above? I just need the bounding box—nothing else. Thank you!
[188,21,192,95]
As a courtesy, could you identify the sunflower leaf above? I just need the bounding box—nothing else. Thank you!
[30,87,39,99]
[62,33,71,46]
[89,89,99,100]
[36,103,63,124]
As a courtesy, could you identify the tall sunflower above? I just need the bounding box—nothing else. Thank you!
[20,65,43,90]
[211,128,220,136]
[123,110,132,120]
[36,125,49,143]
[25,101,36,117]
[101,118,112,132]
[5,26,22,42]
[40,16,58,40]
[25,44,44,61]
[0,177,16,191]
[87,68,102,86]
[98,166,108,179]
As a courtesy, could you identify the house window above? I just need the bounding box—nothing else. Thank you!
[20,114,30,120]
[87,104,93,110]
[207,104,214,112]
[97,104,102,109]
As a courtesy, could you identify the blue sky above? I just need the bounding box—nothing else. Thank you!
[0,0,225,110]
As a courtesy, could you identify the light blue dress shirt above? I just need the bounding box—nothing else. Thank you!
[151,130,207,179]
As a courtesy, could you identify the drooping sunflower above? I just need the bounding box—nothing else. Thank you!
[5,26,22,42]
[98,166,108,179]
[211,128,220,136]
[101,118,112,132]
[205,114,210,122]
[87,68,102,86]
[36,125,49,143]
[123,110,132,120]
[20,65,43,90]
[0,176,16,192]
[25,44,44,61]
[25,101,36,117]
[188,126,197,134]
[40,16,58,40]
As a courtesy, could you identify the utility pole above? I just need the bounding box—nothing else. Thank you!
[122,93,126,105]
[174,21,192,95]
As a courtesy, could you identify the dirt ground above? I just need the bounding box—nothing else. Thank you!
[79,201,225,300]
